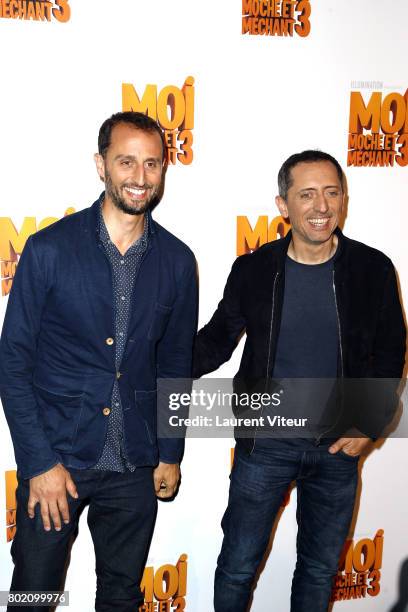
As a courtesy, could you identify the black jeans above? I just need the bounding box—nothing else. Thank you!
[214,441,359,612]
[9,467,157,612]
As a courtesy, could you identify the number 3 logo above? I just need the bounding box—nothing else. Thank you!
[295,0,311,37]
[396,133,408,167]
[367,569,381,597]
[53,0,71,23]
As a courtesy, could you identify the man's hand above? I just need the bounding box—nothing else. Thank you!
[329,432,372,458]
[153,462,180,499]
[28,463,78,531]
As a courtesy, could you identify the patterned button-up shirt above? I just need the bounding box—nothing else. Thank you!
[93,204,149,472]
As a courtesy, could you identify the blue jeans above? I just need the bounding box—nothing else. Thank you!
[214,440,359,612]
[9,468,157,612]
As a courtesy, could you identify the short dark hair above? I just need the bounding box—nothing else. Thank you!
[278,150,344,200]
[98,111,166,160]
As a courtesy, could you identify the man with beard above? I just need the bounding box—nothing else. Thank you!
[0,112,197,611]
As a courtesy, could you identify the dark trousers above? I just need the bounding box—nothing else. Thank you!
[9,467,157,612]
[214,441,359,612]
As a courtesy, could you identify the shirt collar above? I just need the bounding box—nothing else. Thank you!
[98,198,151,251]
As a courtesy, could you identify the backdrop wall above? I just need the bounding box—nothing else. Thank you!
[0,1,407,610]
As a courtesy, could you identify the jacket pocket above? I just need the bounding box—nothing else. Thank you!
[135,389,157,446]
[147,303,173,341]
[34,384,84,452]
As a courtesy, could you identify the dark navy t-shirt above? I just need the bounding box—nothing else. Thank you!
[258,254,339,446]
[273,255,338,379]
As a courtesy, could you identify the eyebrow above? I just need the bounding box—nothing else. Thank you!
[298,185,341,192]
[113,154,162,163]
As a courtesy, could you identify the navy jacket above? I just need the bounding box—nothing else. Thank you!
[0,196,198,479]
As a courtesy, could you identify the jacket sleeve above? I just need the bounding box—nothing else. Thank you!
[0,236,60,479]
[193,257,246,379]
[156,254,198,464]
[354,264,406,438]
[373,264,406,378]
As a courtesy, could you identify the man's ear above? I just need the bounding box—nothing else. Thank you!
[94,153,105,182]
[340,191,346,215]
[275,195,289,219]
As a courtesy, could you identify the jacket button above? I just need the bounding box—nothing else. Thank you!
[106,337,114,346]
[102,407,111,416]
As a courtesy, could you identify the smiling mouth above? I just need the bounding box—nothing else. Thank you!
[308,217,331,228]
[124,186,148,200]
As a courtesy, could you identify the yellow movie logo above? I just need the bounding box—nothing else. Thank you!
[139,554,187,611]
[122,78,195,166]
[348,89,408,167]
[0,207,75,297]
[5,470,17,543]
[331,530,383,602]
[242,0,311,37]
[0,0,70,22]
[236,215,290,256]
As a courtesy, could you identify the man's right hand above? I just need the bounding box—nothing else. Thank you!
[28,463,78,532]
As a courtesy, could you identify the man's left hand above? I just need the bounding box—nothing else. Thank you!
[153,462,180,499]
[329,433,372,457]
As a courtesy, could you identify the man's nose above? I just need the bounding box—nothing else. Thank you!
[131,163,146,186]
[314,192,329,213]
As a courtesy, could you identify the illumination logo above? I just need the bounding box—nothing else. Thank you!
[122,78,195,166]
[0,207,75,297]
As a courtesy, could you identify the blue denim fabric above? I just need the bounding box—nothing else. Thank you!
[9,468,157,612]
[214,440,358,612]
[0,196,197,479]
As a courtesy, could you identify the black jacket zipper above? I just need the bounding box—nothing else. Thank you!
[314,269,344,444]
[249,271,280,454]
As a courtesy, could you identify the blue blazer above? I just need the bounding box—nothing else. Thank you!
[0,196,198,479]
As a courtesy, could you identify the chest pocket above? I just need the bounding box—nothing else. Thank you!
[148,303,173,341]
